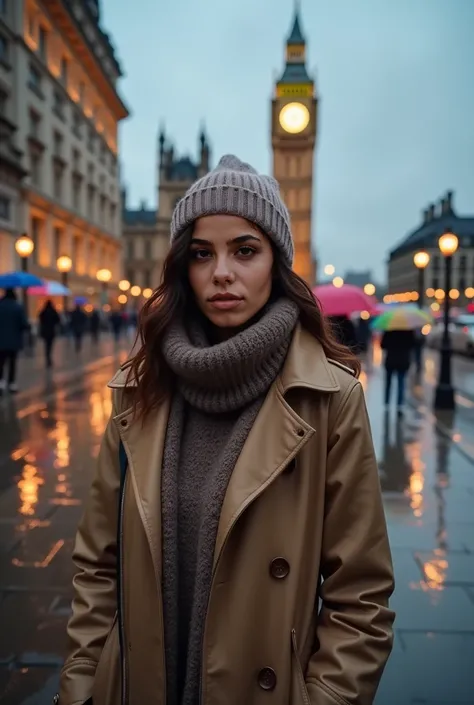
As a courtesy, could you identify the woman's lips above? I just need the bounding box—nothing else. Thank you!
[208,298,243,310]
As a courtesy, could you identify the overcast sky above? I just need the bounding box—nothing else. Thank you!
[101,0,474,282]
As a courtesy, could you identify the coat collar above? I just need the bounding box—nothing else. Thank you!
[107,323,341,394]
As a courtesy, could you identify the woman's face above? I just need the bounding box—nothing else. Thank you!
[188,214,274,331]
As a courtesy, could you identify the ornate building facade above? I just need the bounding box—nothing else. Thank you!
[122,129,210,291]
[271,6,318,285]
[387,191,474,307]
[0,0,128,307]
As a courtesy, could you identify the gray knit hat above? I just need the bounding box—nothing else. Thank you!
[170,154,294,267]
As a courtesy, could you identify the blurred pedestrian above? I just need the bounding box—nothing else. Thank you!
[59,154,394,705]
[412,329,425,375]
[381,329,416,414]
[109,308,122,343]
[38,299,61,368]
[89,308,101,344]
[70,304,87,353]
[0,288,28,394]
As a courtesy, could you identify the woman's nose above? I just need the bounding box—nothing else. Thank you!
[212,258,235,284]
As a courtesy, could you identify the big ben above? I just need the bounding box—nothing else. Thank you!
[272,4,318,284]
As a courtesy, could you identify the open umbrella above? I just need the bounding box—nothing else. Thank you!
[0,271,43,288]
[372,307,432,331]
[312,284,377,317]
[28,280,71,296]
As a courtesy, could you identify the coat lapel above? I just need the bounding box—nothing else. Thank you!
[112,396,171,582]
[214,379,315,568]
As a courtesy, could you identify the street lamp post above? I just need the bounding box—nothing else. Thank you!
[56,255,72,313]
[434,230,458,410]
[96,268,112,308]
[14,234,35,316]
[413,250,430,309]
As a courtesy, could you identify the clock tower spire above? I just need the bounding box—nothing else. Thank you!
[271,3,318,284]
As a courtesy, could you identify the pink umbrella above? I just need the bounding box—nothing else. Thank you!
[312,284,377,317]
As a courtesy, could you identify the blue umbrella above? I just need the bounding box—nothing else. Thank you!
[0,271,43,288]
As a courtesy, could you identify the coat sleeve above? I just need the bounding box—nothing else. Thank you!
[305,381,395,705]
[59,393,122,705]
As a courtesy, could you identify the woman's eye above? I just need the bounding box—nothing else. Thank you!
[237,246,256,257]
[191,249,211,260]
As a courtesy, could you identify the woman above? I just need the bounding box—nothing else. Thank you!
[58,156,394,705]
[38,299,61,368]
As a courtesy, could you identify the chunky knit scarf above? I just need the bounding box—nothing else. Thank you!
[161,298,299,705]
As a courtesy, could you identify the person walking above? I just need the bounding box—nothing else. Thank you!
[58,156,394,705]
[70,303,87,353]
[0,288,28,394]
[109,308,123,344]
[381,328,416,414]
[89,308,101,344]
[38,299,61,368]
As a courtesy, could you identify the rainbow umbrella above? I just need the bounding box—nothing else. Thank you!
[372,306,432,331]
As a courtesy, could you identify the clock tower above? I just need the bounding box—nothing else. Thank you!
[271,4,318,284]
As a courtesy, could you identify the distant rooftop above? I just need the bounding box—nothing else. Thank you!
[390,191,474,258]
[123,199,156,227]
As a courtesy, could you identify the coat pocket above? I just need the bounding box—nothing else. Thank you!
[290,629,311,705]
[91,613,121,705]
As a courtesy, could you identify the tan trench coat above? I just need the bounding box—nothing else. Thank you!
[58,324,395,705]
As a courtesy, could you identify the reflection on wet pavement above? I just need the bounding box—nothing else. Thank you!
[0,345,473,704]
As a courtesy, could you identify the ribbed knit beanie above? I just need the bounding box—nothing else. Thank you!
[170,154,294,267]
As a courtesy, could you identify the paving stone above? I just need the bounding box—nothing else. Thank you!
[398,632,474,703]
[0,665,60,705]
[391,583,474,631]
[0,591,68,663]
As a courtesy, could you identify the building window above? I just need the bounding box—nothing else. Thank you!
[28,63,43,96]
[38,26,48,61]
[0,34,9,64]
[53,160,64,200]
[60,57,69,87]
[0,88,7,116]
[99,194,106,225]
[72,148,81,171]
[53,227,62,262]
[88,126,95,152]
[72,173,82,211]
[29,110,42,139]
[99,141,106,165]
[87,184,95,221]
[72,111,82,139]
[53,89,65,120]
[459,277,466,293]
[432,254,440,272]
[109,203,116,231]
[144,240,152,260]
[459,255,467,272]
[0,194,10,220]
[53,130,63,157]
[31,217,41,263]
[144,270,151,289]
[0,1,7,16]
[126,268,134,285]
[127,240,134,259]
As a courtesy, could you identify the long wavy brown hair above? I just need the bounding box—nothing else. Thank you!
[126,227,360,419]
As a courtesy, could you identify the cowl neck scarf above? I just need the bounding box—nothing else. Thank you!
[162,297,300,413]
[160,297,299,705]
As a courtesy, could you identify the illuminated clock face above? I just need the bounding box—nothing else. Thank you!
[279,102,310,134]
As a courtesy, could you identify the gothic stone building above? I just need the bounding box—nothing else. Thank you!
[122,129,210,292]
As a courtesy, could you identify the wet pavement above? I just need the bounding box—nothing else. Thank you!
[0,341,473,704]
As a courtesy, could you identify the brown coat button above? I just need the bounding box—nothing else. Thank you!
[270,557,290,579]
[258,667,277,690]
[120,419,128,427]
[296,428,305,437]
